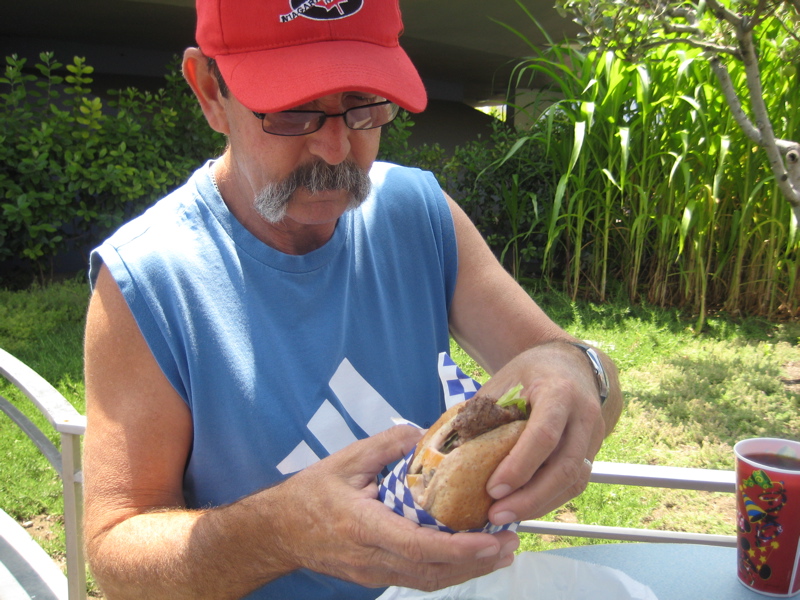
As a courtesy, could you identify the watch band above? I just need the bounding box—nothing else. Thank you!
[569,343,609,406]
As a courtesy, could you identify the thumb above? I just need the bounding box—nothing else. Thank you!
[382,424,426,459]
[349,425,424,475]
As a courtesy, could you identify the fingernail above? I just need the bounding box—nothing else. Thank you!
[488,484,512,499]
[493,511,518,526]
[475,545,500,560]
[501,538,520,555]
[493,554,515,571]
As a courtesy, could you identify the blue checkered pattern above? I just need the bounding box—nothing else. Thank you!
[377,353,518,534]
[379,448,451,530]
[378,448,518,534]
[438,352,481,409]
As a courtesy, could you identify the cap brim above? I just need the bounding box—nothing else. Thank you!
[215,40,427,114]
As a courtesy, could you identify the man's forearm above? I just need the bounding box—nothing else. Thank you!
[87,489,294,600]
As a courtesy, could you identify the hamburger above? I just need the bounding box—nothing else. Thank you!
[406,385,528,531]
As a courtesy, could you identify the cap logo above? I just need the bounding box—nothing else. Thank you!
[280,0,364,23]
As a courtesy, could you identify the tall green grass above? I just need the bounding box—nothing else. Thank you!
[497,8,800,323]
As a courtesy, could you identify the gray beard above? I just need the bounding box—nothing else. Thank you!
[254,160,372,223]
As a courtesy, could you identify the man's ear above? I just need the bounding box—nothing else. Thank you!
[182,48,230,135]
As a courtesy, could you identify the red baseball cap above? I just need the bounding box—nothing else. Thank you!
[196,0,428,113]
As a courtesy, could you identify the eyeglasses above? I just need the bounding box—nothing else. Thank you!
[252,100,400,136]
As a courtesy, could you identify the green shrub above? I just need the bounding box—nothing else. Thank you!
[377,110,449,174]
[0,52,226,282]
[442,121,561,282]
[0,51,557,288]
[380,113,561,282]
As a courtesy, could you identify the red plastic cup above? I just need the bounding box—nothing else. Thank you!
[735,438,800,597]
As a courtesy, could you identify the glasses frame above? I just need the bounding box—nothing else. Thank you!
[252,100,400,137]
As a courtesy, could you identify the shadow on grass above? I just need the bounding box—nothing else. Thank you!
[634,350,800,446]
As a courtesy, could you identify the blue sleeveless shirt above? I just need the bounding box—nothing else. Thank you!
[90,161,458,599]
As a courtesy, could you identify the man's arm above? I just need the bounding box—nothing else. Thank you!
[84,264,285,598]
[84,265,518,599]
[445,194,623,525]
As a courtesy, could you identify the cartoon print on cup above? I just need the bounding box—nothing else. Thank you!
[737,470,787,586]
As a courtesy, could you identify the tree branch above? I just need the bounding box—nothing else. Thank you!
[557,0,800,223]
[786,146,800,223]
[746,0,773,31]
[666,7,698,23]
[640,37,741,57]
[737,28,800,218]
[704,0,745,28]
[663,23,704,36]
[769,3,800,47]
[707,56,761,144]
[708,55,799,155]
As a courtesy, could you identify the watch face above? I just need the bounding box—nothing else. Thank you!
[573,344,609,404]
[587,348,610,403]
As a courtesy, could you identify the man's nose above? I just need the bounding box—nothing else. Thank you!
[307,115,352,165]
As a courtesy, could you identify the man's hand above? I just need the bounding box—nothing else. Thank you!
[269,424,519,591]
[444,193,622,528]
[476,343,620,526]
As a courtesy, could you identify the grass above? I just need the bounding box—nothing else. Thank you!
[0,275,89,577]
[0,277,799,585]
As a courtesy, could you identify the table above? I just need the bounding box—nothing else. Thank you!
[546,543,768,600]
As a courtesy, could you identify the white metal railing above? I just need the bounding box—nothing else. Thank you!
[0,345,739,599]
[0,347,87,600]
[518,461,737,547]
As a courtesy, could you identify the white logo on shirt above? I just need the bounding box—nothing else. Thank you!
[275,352,478,475]
[276,357,401,474]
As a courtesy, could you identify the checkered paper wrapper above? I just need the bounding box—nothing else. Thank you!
[378,352,519,534]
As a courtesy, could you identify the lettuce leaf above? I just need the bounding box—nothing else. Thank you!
[495,383,527,416]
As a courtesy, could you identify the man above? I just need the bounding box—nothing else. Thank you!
[83,0,622,598]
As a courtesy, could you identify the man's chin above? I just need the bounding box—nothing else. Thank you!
[294,188,366,212]
[258,193,361,227]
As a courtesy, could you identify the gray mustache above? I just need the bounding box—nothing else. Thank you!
[253,160,372,223]
[288,160,371,195]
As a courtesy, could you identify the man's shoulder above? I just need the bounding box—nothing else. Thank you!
[368,161,441,199]
[369,160,422,181]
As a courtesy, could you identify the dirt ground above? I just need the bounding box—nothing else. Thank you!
[781,360,800,394]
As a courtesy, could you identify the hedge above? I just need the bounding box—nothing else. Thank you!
[0,52,226,282]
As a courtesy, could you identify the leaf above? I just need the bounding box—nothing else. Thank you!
[679,200,695,256]
[569,120,587,173]
[602,168,620,190]
[496,384,527,415]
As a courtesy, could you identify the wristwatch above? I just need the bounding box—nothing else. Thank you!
[569,343,609,406]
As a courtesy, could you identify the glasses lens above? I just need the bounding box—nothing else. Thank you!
[346,102,400,130]
[262,111,324,136]
[256,101,400,135]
